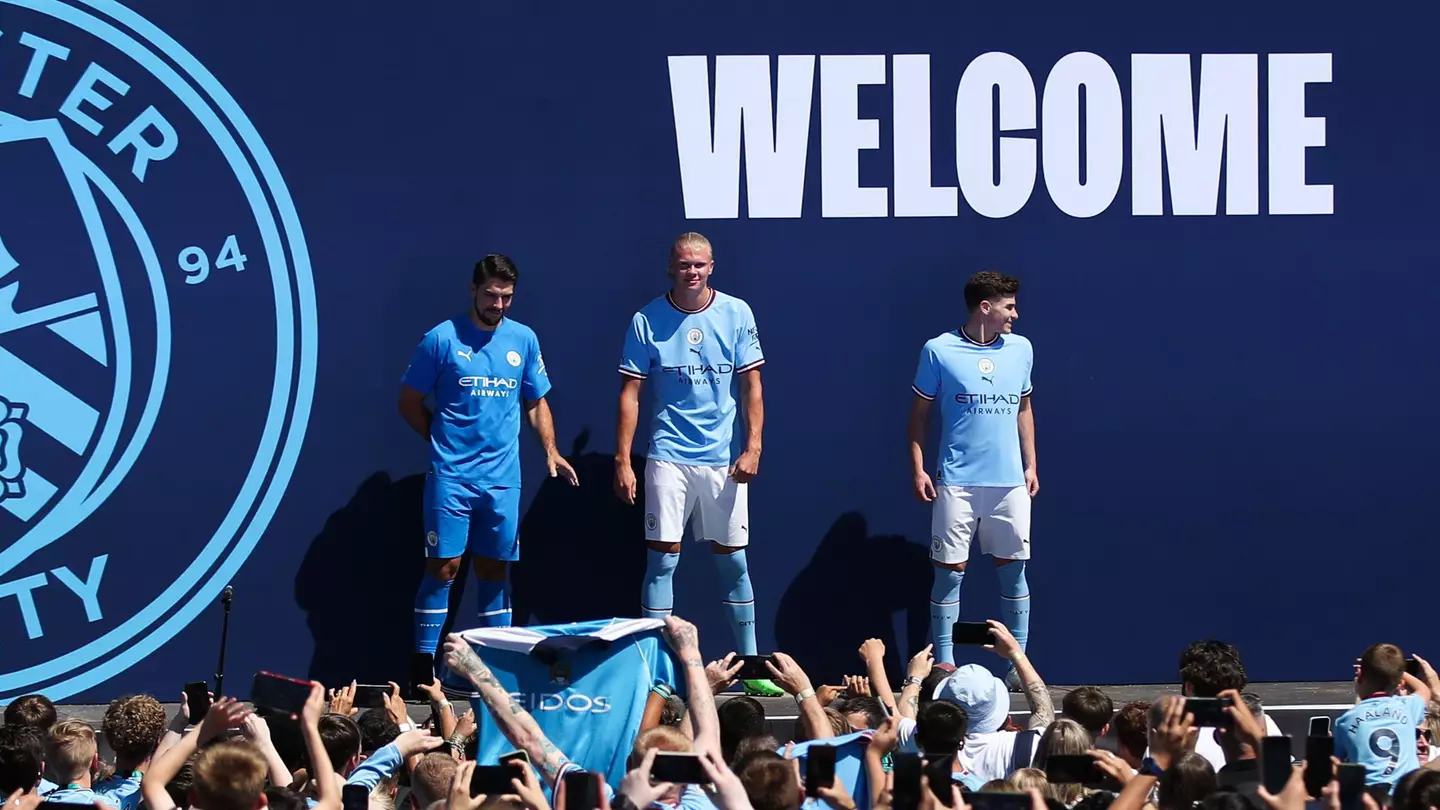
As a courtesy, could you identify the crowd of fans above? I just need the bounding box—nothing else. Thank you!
[2,616,1438,810]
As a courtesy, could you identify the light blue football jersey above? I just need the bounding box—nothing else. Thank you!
[1335,694,1425,786]
[912,330,1033,488]
[619,290,763,466]
[401,315,551,488]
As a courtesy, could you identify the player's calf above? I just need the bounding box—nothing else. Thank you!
[472,556,512,628]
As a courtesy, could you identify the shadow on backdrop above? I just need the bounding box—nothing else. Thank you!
[512,429,648,625]
[775,512,931,686]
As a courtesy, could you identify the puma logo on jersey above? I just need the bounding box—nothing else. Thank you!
[456,350,473,361]
[981,376,994,385]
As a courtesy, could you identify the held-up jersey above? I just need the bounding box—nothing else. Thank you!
[401,315,550,488]
[619,290,764,467]
[439,618,681,790]
[912,331,1033,488]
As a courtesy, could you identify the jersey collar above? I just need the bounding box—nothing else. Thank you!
[957,327,1000,347]
[667,288,715,314]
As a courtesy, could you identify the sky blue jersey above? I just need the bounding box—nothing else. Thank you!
[401,315,550,488]
[912,330,1033,488]
[619,290,763,466]
[1335,694,1426,787]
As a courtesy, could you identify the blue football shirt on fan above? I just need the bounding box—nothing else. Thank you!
[440,618,681,789]
[911,330,1033,487]
[1335,694,1426,787]
[619,290,764,466]
[787,732,876,810]
[401,314,551,487]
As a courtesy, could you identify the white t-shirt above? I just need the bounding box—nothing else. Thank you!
[1146,714,1285,770]
[964,730,1040,783]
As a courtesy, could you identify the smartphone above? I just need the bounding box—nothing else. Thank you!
[891,753,922,810]
[501,750,531,767]
[1407,658,1421,677]
[1260,736,1293,795]
[1304,737,1335,798]
[562,770,602,810]
[736,655,775,681]
[951,622,996,646]
[967,795,1034,810]
[471,764,520,798]
[251,671,313,716]
[1183,696,1234,728]
[410,652,435,699]
[342,784,369,810]
[184,681,211,725]
[1044,754,1105,785]
[1309,716,1332,737]
[651,751,709,784]
[1337,763,1367,810]
[922,755,955,807]
[805,745,837,793]
[353,684,391,709]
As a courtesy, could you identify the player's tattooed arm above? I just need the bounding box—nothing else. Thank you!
[443,633,572,782]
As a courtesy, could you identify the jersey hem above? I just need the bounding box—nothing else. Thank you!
[618,367,647,379]
[737,359,765,373]
[911,384,937,401]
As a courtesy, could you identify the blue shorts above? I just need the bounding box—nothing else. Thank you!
[423,474,521,561]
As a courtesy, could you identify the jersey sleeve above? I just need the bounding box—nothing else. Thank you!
[400,329,440,393]
[1021,341,1034,396]
[1407,695,1427,724]
[619,312,651,379]
[735,302,764,373]
[522,331,552,401]
[911,344,940,400]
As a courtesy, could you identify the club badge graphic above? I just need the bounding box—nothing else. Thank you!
[0,0,315,699]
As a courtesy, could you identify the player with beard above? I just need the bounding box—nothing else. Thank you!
[400,254,578,656]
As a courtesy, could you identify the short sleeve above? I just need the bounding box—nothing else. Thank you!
[619,313,651,379]
[735,303,764,372]
[1408,695,1427,724]
[400,330,440,393]
[522,331,552,400]
[1021,342,1034,397]
[911,344,940,400]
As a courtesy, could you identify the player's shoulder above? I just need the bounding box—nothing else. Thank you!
[1002,332,1034,353]
[420,315,465,343]
[499,317,539,343]
[921,330,962,352]
[710,289,755,317]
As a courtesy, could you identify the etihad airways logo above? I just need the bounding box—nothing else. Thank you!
[668,52,1333,219]
[460,376,518,397]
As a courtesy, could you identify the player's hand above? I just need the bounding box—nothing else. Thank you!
[548,452,579,486]
[913,471,936,502]
[1024,468,1039,498]
[730,448,760,483]
[614,460,637,505]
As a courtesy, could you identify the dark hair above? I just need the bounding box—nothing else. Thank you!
[104,695,167,764]
[1073,792,1118,810]
[1394,767,1440,810]
[356,710,400,755]
[3,695,56,730]
[317,714,362,773]
[1179,641,1247,697]
[737,752,801,810]
[838,696,886,731]
[1198,790,1252,810]
[264,786,308,810]
[731,734,781,770]
[1113,701,1151,759]
[917,701,969,755]
[1157,753,1217,810]
[1359,643,1408,696]
[0,725,43,794]
[964,271,1021,311]
[719,697,767,765]
[919,667,952,712]
[1062,687,1114,737]
[473,254,519,286]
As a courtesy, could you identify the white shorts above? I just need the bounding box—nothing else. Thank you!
[644,459,749,547]
[930,485,1031,564]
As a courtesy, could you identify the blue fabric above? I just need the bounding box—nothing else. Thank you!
[641,550,680,617]
[911,331,1034,487]
[713,550,757,655]
[401,315,551,487]
[618,290,764,465]
[475,577,511,628]
[785,732,875,810]
[930,566,964,666]
[89,776,142,810]
[996,560,1029,652]
[1335,694,1426,786]
[424,478,521,560]
[439,619,681,792]
[348,742,403,790]
[414,573,453,654]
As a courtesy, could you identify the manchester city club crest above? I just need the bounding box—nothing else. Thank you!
[0,1,315,699]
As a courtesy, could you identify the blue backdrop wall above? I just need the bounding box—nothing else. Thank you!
[0,0,1432,702]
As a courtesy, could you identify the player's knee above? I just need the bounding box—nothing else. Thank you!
[472,557,508,581]
[427,557,462,582]
[935,560,966,572]
[710,541,743,555]
[647,541,681,554]
[993,557,1021,568]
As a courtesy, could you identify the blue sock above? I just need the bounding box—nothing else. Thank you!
[713,550,757,656]
[996,561,1030,653]
[414,574,453,654]
[475,577,511,628]
[641,550,679,619]
[930,567,964,666]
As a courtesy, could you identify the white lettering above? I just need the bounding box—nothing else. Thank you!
[17,32,69,99]
[0,573,47,639]
[893,54,957,217]
[956,52,1036,218]
[820,54,887,217]
[59,62,130,136]
[107,107,178,182]
[1041,52,1123,218]
[1132,54,1258,216]
[1268,53,1332,215]
[668,55,815,219]
[51,555,106,622]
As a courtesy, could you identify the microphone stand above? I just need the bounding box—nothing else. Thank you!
[215,586,233,697]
